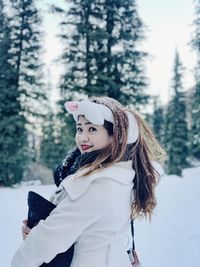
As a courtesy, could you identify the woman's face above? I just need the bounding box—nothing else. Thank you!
[75,116,113,154]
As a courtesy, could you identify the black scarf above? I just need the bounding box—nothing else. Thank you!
[54,148,101,187]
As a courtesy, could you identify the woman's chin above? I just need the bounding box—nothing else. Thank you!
[82,148,93,154]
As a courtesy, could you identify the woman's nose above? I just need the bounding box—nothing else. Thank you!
[80,132,89,142]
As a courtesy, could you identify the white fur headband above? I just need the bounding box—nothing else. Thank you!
[64,99,139,144]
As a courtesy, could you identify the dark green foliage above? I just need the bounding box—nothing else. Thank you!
[40,111,75,171]
[40,112,59,170]
[191,0,200,55]
[0,1,28,186]
[190,82,200,159]
[53,0,148,108]
[190,0,200,159]
[0,0,46,186]
[152,96,165,145]
[164,51,189,176]
[51,0,149,152]
[9,0,46,125]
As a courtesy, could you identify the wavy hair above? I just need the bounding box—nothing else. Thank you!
[77,96,166,219]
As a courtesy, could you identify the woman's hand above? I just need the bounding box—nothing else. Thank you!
[21,219,30,241]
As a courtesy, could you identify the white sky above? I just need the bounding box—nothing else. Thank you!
[138,0,196,103]
[41,0,196,104]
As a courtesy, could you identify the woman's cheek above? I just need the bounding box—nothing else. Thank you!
[75,134,80,147]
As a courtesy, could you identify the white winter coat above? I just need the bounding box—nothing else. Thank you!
[11,161,135,267]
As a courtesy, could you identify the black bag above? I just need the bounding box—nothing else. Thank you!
[27,191,74,267]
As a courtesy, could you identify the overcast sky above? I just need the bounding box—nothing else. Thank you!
[40,0,196,104]
[138,0,195,103]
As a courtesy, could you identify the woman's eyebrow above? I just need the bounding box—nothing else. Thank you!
[76,122,92,126]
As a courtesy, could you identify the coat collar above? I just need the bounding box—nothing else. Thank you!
[61,161,135,200]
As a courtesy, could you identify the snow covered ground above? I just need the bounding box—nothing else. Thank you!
[1,166,200,267]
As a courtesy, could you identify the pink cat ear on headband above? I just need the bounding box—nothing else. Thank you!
[64,102,79,112]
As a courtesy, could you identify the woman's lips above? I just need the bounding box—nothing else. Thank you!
[81,145,92,151]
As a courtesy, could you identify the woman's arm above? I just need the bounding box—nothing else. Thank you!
[11,180,110,267]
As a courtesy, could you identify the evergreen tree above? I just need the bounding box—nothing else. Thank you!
[152,96,165,145]
[40,109,75,170]
[52,0,148,107]
[40,112,59,170]
[40,70,75,170]
[0,0,28,186]
[52,0,148,151]
[190,0,200,159]
[164,51,189,176]
[190,83,200,159]
[9,0,46,130]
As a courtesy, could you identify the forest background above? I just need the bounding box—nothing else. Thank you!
[0,0,200,186]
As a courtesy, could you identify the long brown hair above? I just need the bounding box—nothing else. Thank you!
[77,96,166,219]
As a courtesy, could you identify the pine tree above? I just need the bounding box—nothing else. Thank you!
[40,109,75,171]
[40,69,75,170]
[190,0,200,159]
[190,83,200,159]
[52,0,148,107]
[0,0,28,186]
[164,51,189,176]
[40,112,59,170]
[9,0,46,131]
[51,0,148,151]
[152,96,165,145]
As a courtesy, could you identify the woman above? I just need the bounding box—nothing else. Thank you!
[12,96,165,267]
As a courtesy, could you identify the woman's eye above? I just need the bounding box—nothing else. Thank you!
[89,127,97,132]
[76,127,82,132]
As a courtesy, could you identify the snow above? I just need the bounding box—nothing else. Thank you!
[1,166,200,267]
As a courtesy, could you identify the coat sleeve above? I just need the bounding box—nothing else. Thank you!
[11,180,111,267]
